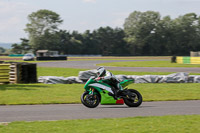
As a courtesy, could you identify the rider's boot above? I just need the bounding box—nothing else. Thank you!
[116,89,123,96]
[108,92,118,100]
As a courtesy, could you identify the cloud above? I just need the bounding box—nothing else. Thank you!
[111,12,130,27]
[0,1,34,18]
[112,19,124,27]
[82,0,97,3]
[0,1,36,42]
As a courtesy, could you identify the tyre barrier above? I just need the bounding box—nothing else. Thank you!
[0,62,37,84]
[0,64,10,84]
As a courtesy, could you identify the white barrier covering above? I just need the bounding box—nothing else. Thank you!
[38,76,83,84]
[78,69,97,81]
[38,71,200,84]
[194,76,200,83]
[188,75,200,83]
[116,72,190,83]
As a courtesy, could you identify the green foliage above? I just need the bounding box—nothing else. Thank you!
[19,10,200,56]
[93,26,129,56]
[52,27,128,55]
[0,47,6,54]
[0,115,199,133]
[25,9,63,52]
[11,38,32,54]
[124,11,200,56]
[25,9,63,36]
[124,11,161,55]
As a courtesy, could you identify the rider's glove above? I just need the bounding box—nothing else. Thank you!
[96,77,103,81]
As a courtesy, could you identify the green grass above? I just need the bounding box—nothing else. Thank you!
[37,67,173,77]
[38,67,86,77]
[0,115,199,133]
[37,67,200,78]
[132,83,200,101]
[108,70,200,75]
[0,84,83,105]
[98,60,200,67]
[0,83,199,105]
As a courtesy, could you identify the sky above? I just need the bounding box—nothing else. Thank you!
[0,0,200,43]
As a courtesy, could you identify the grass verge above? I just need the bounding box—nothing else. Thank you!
[37,67,200,77]
[0,83,199,105]
[38,67,86,77]
[0,115,199,133]
[98,60,200,68]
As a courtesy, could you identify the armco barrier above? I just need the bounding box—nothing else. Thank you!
[9,54,24,57]
[191,57,200,64]
[177,56,200,64]
[183,57,191,64]
[36,56,67,61]
[176,57,183,64]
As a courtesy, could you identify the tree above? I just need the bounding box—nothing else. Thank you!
[149,16,174,55]
[124,11,200,56]
[172,13,199,55]
[0,47,6,54]
[79,30,96,55]
[53,30,72,55]
[123,11,161,55]
[11,43,23,54]
[11,38,31,54]
[94,26,129,56]
[25,9,63,52]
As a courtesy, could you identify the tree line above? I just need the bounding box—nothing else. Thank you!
[11,10,200,56]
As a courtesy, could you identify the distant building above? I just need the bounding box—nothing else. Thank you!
[36,50,58,57]
[190,51,200,57]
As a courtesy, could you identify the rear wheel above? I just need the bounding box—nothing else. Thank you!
[81,91,100,108]
[123,89,142,107]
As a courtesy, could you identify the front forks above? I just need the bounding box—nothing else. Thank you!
[89,88,94,95]
[88,88,98,99]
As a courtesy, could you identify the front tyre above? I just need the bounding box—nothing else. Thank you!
[124,89,142,107]
[81,91,100,108]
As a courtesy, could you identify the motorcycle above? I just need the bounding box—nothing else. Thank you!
[81,76,143,108]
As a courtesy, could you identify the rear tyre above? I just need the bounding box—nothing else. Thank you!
[81,91,100,108]
[123,89,142,107]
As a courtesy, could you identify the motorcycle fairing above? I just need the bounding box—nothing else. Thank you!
[89,82,124,105]
[89,83,113,94]
[84,78,125,105]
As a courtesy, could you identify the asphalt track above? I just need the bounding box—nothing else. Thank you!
[37,60,200,73]
[0,100,200,122]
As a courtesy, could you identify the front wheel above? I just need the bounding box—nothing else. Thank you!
[81,91,100,108]
[123,89,143,107]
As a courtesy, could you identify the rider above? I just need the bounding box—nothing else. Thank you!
[96,66,122,99]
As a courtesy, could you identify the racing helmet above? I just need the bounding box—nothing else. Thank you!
[97,66,106,77]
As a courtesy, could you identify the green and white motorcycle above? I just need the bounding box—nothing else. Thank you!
[81,76,143,108]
